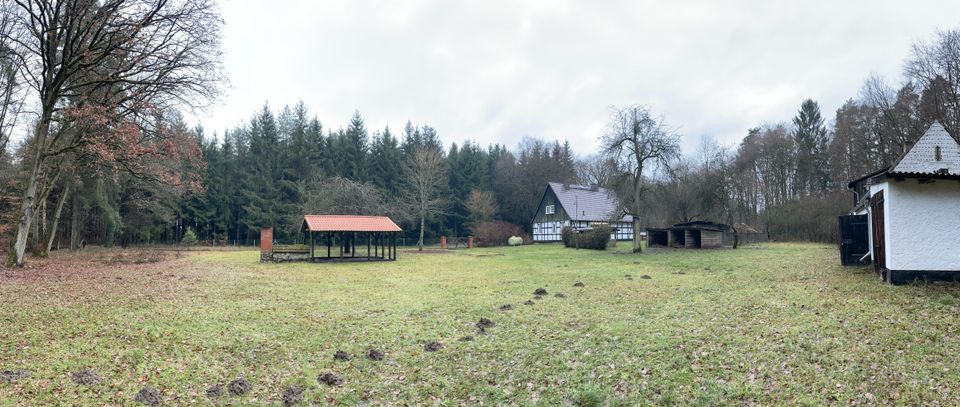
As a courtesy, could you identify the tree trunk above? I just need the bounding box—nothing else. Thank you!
[632,217,642,253]
[45,183,70,255]
[70,189,81,250]
[13,116,51,267]
[632,171,643,254]
[417,216,425,251]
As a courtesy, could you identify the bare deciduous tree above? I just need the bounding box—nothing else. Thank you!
[466,189,496,238]
[602,105,680,253]
[905,29,960,135]
[402,147,449,251]
[2,0,224,266]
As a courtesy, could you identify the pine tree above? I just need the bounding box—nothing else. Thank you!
[792,99,829,194]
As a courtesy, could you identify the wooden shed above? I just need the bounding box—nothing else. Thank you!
[647,221,727,249]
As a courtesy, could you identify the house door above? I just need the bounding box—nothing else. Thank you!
[838,214,870,266]
[869,191,886,276]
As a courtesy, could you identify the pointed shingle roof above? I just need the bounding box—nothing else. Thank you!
[890,121,960,177]
[545,182,631,222]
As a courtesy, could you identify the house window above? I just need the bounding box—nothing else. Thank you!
[936,146,942,161]
[545,205,555,215]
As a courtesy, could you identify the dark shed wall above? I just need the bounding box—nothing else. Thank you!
[700,230,723,248]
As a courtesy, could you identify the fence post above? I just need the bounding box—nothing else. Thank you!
[440,236,447,249]
[467,236,474,248]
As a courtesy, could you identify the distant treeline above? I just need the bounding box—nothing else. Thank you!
[3,17,960,253]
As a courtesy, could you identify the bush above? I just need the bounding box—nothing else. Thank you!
[507,236,523,246]
[181,227,198,246]
[562,225,613,250]
[472,221,529,247]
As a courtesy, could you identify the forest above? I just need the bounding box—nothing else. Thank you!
[2,0,960,265]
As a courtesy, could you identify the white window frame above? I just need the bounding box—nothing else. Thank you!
[545,204,555,215]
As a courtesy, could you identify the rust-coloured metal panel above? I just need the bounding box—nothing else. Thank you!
[260,227,273,253]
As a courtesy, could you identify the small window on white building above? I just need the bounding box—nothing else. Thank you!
[545,205,555,215]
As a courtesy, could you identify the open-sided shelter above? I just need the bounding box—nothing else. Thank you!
[647,221,728,249]
[844,122,960,284]
[300,215,402,261]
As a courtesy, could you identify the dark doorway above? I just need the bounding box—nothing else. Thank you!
[839,214,870,266]
[869,191,886,277]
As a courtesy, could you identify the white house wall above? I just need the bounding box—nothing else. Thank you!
[884,179,960,271]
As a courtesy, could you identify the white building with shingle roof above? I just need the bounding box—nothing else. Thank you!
[846,122,960,284]
[530,182,633,242]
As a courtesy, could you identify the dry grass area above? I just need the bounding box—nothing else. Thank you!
[2,244,960,405]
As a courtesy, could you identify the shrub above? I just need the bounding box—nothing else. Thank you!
[507,236,523,246]
[181,227,198,246]
[472,221,529,247]
[563,225,612,250]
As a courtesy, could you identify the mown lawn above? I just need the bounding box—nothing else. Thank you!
[1,243,960,405]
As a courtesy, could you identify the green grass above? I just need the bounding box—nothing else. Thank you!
[2,243,960,405]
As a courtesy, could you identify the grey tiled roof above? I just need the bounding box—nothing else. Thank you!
[891,122,960,176]
[547,182,632,222]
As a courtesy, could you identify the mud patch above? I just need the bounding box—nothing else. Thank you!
[0,369,29,383]
[476,317,495,329]
[135,387,161,406]
[499,304,513,311]
[533,295,543,300]
[533,288,548,295]
[554,293,567,298]
[573,282,585,287]
[317,372,343,386]
[524,300,535,305]
[424,341,444,352]
[228,378,252,396]
[282,385,304,406]
[367,349,385,361]
[458,335,474,342]
[72,369,101,386]
[206,384,225,398]
[333,350,351,361]
[640,275,651,279]
[624,274,632,278]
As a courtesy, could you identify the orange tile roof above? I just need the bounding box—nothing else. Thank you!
[302,215,402,232]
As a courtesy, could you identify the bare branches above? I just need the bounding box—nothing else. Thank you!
[601,105,681,253]
[402,146,449,250]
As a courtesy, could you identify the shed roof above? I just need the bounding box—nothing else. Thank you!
[302,215,402,232]
[889,121,960,177]
[543,182,631,222]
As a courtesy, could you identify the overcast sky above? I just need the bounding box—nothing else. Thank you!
[196,0,960,155]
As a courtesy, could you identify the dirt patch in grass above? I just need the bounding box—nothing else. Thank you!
[333,350,351,361]
[554,293,567,298]
[573,281,585,287]
[135,387,161,406]
[318,372,344,386]
[533,295,543,300]
[228,378,252,396]
[0,369,29,383]
[476,318,495,329]
[424,341,444,352]
[499,304,513,311]
[524,300,535,305]
[640,275,651,279]
[101,249,170,265]
[533,288,548,295]
[282,385,305,406]
[458,335,474,342]
[71,369,101,386]
[367,349,384,361]
[206,383,225,398]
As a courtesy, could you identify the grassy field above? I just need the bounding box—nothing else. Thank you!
[2,243,960,405]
